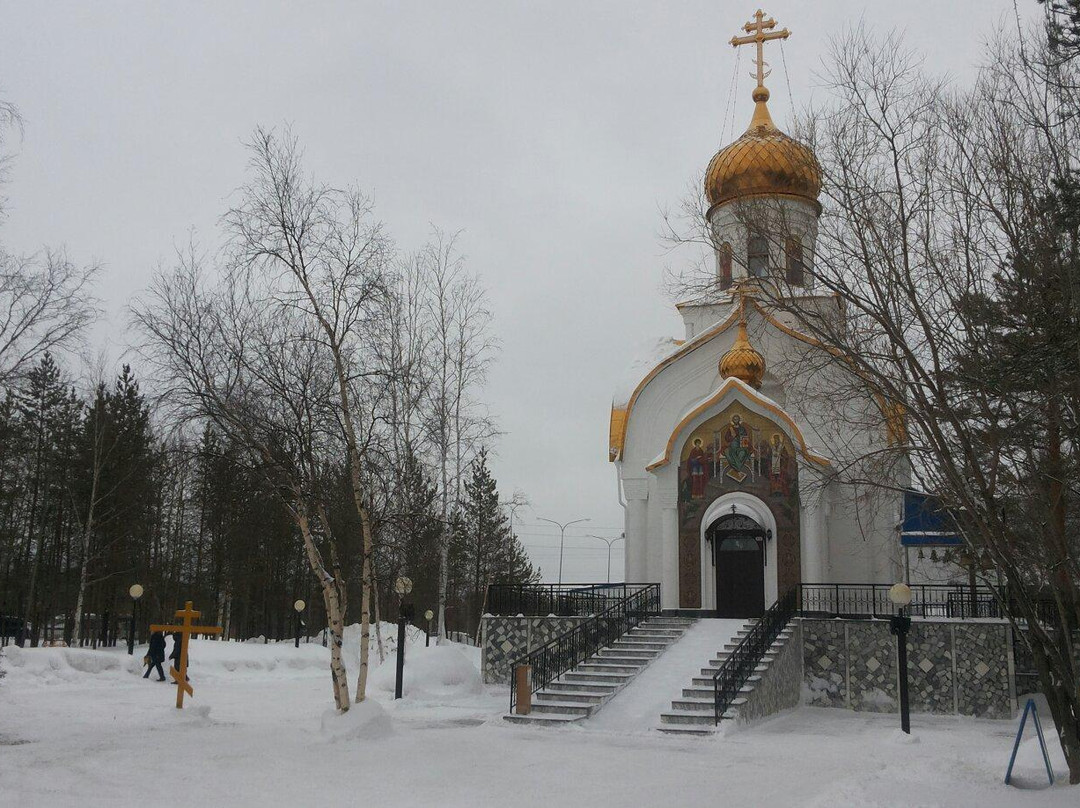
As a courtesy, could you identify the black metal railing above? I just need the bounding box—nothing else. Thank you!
[486,583,653,618]
[508,583,661,713]
[713,588,797,724]
[796,582,1063,623]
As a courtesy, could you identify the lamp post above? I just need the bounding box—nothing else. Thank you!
[586,534,625,584]
[293,599,306,649]
[424,609,434,647]
[393,577,413,699]
[537,516,590,587]
[127,584,144,656]
[888,582,913,734]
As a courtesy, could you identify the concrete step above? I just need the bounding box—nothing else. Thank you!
[535,690,606,705]
[658,711,720,726]
[630,628,684,638]
[690,675,762,689]
[562,670,633,684]
[545,681,617,695]
[531,701,593,716]
[596,647,658,659]
[670,698,716,712]
[699,663,768,678]
[612,639,671,651]
[504,712,585,726]
[707,653,775,667]
[578,662,643,675]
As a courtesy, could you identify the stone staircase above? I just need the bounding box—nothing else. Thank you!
[504,616,695,725]
[657,619,796,736]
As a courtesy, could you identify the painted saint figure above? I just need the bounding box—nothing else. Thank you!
[687,437,707,499]
[765,433,786,496]
[721,414,754,482]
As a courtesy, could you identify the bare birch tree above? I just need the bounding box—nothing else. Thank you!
[224,128,394,702]
[418,230,497,641]
[134,251,355,711]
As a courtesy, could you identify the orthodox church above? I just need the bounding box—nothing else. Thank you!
[609,13,912,616]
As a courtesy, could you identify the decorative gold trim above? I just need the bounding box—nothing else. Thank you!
[644,377,831,471]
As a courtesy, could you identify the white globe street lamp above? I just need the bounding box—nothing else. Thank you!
[888,582,913,734]
[293,599,306,648]
[127,584,144,655]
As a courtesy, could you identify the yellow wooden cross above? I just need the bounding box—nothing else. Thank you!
[150,601,222,709]
[730,9,790,92]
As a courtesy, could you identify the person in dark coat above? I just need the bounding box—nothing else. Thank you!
[170,631,188,681]
[144,631,166,680]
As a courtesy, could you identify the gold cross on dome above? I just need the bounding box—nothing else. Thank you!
[730,9,790,92]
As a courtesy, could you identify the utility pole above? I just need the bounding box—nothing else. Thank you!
[537,516,590,587]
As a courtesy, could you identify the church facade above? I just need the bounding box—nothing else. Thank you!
[610,44,908,614]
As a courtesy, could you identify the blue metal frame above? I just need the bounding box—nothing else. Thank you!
[1004,698,1055,786]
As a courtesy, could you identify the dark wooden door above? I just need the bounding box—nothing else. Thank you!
[714,535,765,618]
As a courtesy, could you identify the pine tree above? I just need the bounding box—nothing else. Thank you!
[454,448,537,631]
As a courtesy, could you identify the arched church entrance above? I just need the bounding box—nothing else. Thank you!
[676,401,802,609]
[706,513,767,618]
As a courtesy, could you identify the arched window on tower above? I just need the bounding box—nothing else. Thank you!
[747,234,769,277]
[718,242,733,290]
[785,238,805,286]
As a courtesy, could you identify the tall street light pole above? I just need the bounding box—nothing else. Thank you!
[889,582,913,734]
[127,584,144,655]
[537,516,589,587]
[587,535,625,584]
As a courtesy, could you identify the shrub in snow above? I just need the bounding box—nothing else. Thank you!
[368,644,482,701]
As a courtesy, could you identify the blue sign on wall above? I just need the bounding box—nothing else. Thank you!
[900,490,963,547]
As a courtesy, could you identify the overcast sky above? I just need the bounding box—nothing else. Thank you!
[0,1,1036,583]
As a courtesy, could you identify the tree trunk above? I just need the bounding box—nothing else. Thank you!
[437,452,450,644]
[296,509,349,711]
[354,505,374,702]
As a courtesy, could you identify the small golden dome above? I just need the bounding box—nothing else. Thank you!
[719,317,766,389]
[704,86,821,210]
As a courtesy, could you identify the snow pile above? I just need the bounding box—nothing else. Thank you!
[0,645,124,685]
[368,644,482,701]
[121,638,331,680]
[319,699,393,742]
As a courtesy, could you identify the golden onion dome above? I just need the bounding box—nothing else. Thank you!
[719,316,766,389]
[704,86,821,210]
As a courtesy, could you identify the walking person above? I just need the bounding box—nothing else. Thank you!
[143,631,166,681]
[170,631,188,681]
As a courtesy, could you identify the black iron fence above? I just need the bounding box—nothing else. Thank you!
[797,582,1058,624]
[508,583,661,713]
[713,588,797,724]
[487,583,655,618]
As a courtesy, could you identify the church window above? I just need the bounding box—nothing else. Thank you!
[747,235,769,277]
[786,238,805,285]
[719,242,733,290]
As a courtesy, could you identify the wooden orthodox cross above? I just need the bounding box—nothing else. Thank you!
[151,601,222,709]
[730,9,790,90]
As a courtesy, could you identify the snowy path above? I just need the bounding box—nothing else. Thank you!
[1,637,1075,807]
[590,618,743,731]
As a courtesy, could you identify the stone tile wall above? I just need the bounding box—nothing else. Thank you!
[802,620,847,708]
[738,622,804,724]
[800,618,1015,720]
[480,615,589,684]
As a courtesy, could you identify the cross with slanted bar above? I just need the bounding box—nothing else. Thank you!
[730,9,790,91]
[151,601,222,709]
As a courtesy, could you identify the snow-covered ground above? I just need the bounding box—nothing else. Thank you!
[0,626,1074,807]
